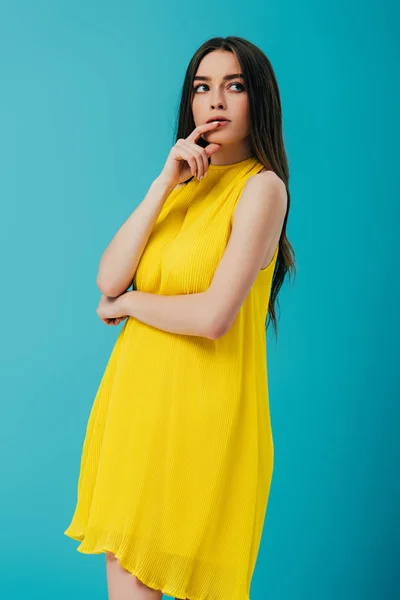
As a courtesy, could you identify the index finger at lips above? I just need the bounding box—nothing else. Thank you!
[186,121,219,143]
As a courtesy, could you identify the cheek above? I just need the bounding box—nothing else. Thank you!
[232,99,250,133]
[237,96,250,120]
[191,95,203,119]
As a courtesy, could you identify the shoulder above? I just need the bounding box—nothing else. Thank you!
[253,168,287,202]
[233,169,287,224]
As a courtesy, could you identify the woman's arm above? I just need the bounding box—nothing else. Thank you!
[97,122,221,298]
[96,176,178,297]
[101,171,286,340]
[119,290,214,338]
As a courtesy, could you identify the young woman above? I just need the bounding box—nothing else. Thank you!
[64,36,295,600]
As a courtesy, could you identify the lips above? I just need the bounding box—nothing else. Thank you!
[206,116,231,123]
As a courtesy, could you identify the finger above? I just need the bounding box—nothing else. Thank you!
[180,140,205,179]
[174,141,198,178]
[186,120,221,145]
[190,142,209,179]
[196,145,209,177]
[204,142,222,159]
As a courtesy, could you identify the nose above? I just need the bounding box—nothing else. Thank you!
[211,98,225,110]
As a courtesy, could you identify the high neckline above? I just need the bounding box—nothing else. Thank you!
[207,156,258,170]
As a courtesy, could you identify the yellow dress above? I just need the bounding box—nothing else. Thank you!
[64,155,278,600]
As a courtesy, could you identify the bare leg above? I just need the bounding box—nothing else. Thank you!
[105,551,163,600]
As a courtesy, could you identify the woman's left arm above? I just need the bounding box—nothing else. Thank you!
[116,290,214,338]
[98,171,286,339]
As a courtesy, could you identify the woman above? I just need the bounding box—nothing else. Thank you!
[64,35,295,600]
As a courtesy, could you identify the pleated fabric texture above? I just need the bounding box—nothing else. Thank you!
[64,155,277,600]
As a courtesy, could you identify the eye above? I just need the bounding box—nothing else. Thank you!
[193,82,245,93]
[193,83,208,93]
[230,82,245,91]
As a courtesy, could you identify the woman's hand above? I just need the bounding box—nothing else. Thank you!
[97,293,129,326]
[157,121,222,187]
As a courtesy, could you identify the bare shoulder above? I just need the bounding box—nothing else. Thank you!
[232,167,287,231]
[248,168,287,211]
[256,167,286,188]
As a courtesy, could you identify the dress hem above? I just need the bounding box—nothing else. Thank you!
[64,527,249,600]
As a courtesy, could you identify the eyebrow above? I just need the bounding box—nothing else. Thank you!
[193,73,245,82]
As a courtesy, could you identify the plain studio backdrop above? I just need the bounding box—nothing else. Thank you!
[0,1,398,599]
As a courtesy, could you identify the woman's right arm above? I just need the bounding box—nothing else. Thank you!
[96,176,178,298]
[96,121,222,299]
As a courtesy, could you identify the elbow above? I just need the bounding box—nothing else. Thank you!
[96,275,113,297]
[96,275,127,298]
[207,312,230,340]
[203,294,231,340]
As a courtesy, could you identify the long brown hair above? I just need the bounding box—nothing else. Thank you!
[172,36,296,340]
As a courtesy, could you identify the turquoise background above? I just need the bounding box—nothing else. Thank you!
[0,1,398,598]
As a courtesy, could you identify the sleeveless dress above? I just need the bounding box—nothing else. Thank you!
[64,155,278,600]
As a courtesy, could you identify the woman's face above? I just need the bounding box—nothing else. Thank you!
[191,50,251,150]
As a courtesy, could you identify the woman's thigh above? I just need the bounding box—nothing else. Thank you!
[105,551,163,600]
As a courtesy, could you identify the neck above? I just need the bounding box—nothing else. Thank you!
[209,142,254,167]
